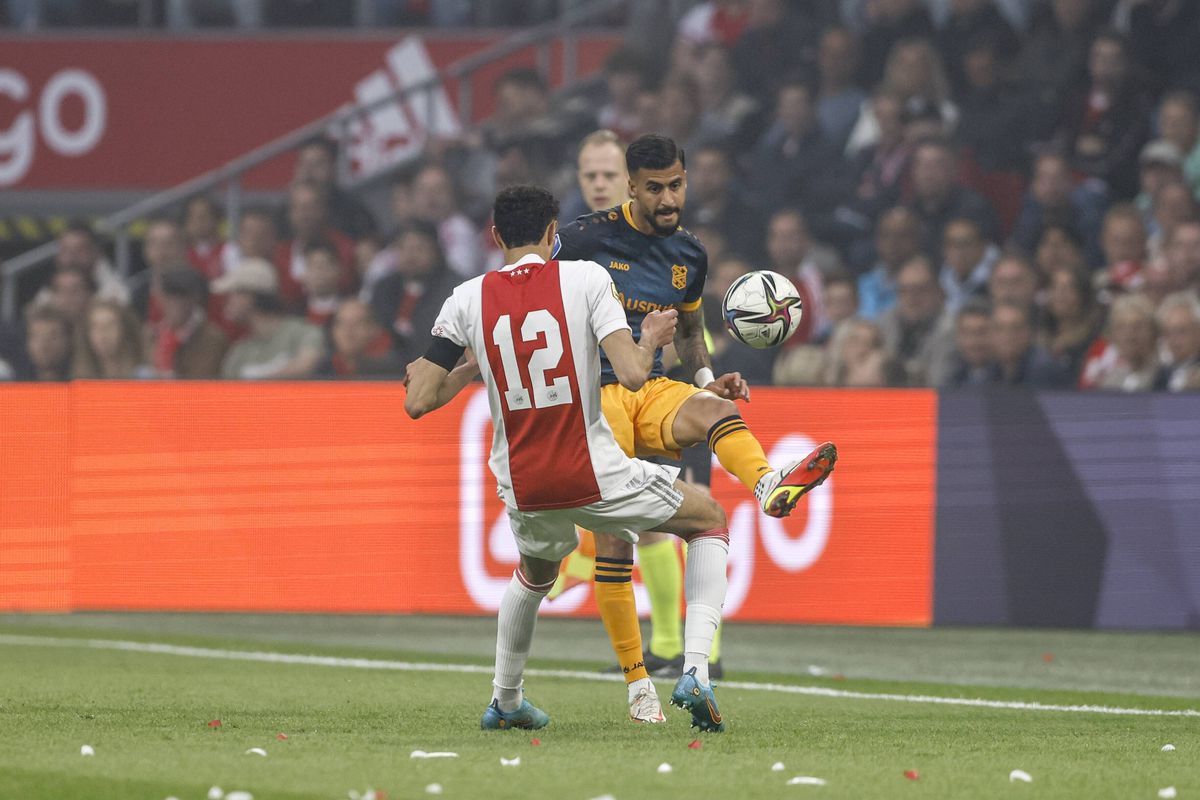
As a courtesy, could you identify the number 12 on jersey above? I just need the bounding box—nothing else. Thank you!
[491,310,573,412]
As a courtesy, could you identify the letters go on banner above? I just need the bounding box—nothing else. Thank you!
[0,34,619,190]
[0,383,935,625]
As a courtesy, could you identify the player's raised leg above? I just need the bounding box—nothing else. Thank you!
[481,551,558,731]
[672,390,837,518]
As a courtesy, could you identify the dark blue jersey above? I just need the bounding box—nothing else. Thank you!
[553,201,708,385]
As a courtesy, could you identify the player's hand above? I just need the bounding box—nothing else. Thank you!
[640,309,678,350]
[705,371,751,402]
[402,360,416,389]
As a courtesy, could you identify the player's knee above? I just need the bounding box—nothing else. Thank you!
[594,531,634,560]
[707,397,740,425]
[519,554,560,587]
[698,493,726,531]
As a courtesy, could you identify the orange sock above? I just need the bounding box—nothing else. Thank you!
[594,555,649,683]
[707,414,771,491]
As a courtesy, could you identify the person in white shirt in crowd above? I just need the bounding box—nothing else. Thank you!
[217,258,325,380]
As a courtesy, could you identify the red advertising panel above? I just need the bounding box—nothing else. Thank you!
[0,383,936,625]
[0,34,619,190]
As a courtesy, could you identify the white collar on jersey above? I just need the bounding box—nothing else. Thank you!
[499,253,547,273]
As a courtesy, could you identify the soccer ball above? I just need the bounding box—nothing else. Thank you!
[721,270,804,349]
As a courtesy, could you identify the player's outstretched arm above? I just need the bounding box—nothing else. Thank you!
[675,305,750,401]
[601,309,677,392]
[403,349,479,419]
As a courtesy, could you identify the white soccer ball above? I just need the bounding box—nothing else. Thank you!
[721,270,804,349]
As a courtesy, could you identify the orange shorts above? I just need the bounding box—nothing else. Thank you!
[600,377,705,460]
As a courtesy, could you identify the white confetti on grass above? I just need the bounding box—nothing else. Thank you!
[425,784,443,795]
[79,745,94,757]
[1009,769,1033,783]
[207,788,223,800]
[1162,744,1176,752]
[786,776,827,786]
[226,793,253,800]
[243,748,267,757]
[500,756,521,766]
[1158,787,1177,799]
[771,762,786,772]
[657,763,672,773]
[410,750,459,759]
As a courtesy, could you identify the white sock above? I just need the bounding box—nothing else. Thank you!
[492,570,551,712]
[683,536,729,687]
[627,676,654,703]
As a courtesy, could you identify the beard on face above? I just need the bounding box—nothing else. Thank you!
[647,206,681,236]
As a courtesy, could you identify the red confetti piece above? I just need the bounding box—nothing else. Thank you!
[688,740,702,750]
[904,770,920,781]
[530,738,541,746]
[276,733,288,740]
[207,720,222,728]
[1042,653,1055,663]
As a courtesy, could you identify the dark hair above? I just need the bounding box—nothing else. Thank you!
[626,134,686,175]
[493,185,560,248]
[161,266,209,302]
[251,292,287,315]
[61,219,98,244]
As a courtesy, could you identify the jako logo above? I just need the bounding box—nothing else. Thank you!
[458,388,833,618]
[0,68,106,187]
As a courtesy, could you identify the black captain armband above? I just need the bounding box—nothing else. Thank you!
[424,336,466,371]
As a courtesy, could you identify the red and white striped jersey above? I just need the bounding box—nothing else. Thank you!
[432,254,634,511]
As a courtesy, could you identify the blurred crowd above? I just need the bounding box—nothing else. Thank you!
[2,0,1200,392]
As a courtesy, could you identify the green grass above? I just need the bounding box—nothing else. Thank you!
[0,615,1196,800]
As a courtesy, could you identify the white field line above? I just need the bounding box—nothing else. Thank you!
[2,633,1197,718]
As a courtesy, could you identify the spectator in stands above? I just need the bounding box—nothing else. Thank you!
[846,39,957,157]
[52,221,128,305]
[937,0,1020,93]
[824,317,899,386]
[571,129,628,220]
[940,216,998,312]
[284,180,357,307]
[765,208,841,342]
[732,0,819,108]
[316,299,403,379]
[906,137,999,257]
[942,300,994,387]
[1135,140,1186,225]
[878,255,955,386]
[44,265,96,330]
[852,0,936,88]
[815,26,868,150]
[1146,180,1197,262]
[954,32,1036,174]
[21,305,72,382]
[745,79,841,219]
[1155,291,1200,391]
[217,258,325,380]
[293,137,377,239]
[1041,264,1106,382]
[987,300,1070,386]
[369,221,457,365]
[1157,90,1200,199]
[822,272,860,336]
[675,0,751,52]
[71,299,151,380]
[829,90,912,251]
[485,68,581,168]
[687,145,762,259]
[1011,152,1106,266]
[598,48,651,143]
[1125,0,1200,93]
[151,266,228,379]
[1098,203,1149,291]
[858,206,923,319]
[130,217,190,324]
[1161,219,1200,296]
[1055,30,1153,199]
[988,253,1040,311]
[1035,223,1090,280]
[692,43,760,148]
[654,77,704,155]
[1011,0,1104,133]
[409,163,483,279]
[183,195,226,280]
[1082,293,1160,391]
[300,240,347,327]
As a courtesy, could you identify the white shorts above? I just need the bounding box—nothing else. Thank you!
[507,460,683,561]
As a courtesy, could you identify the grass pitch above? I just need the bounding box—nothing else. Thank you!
[0,614,1195,799]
